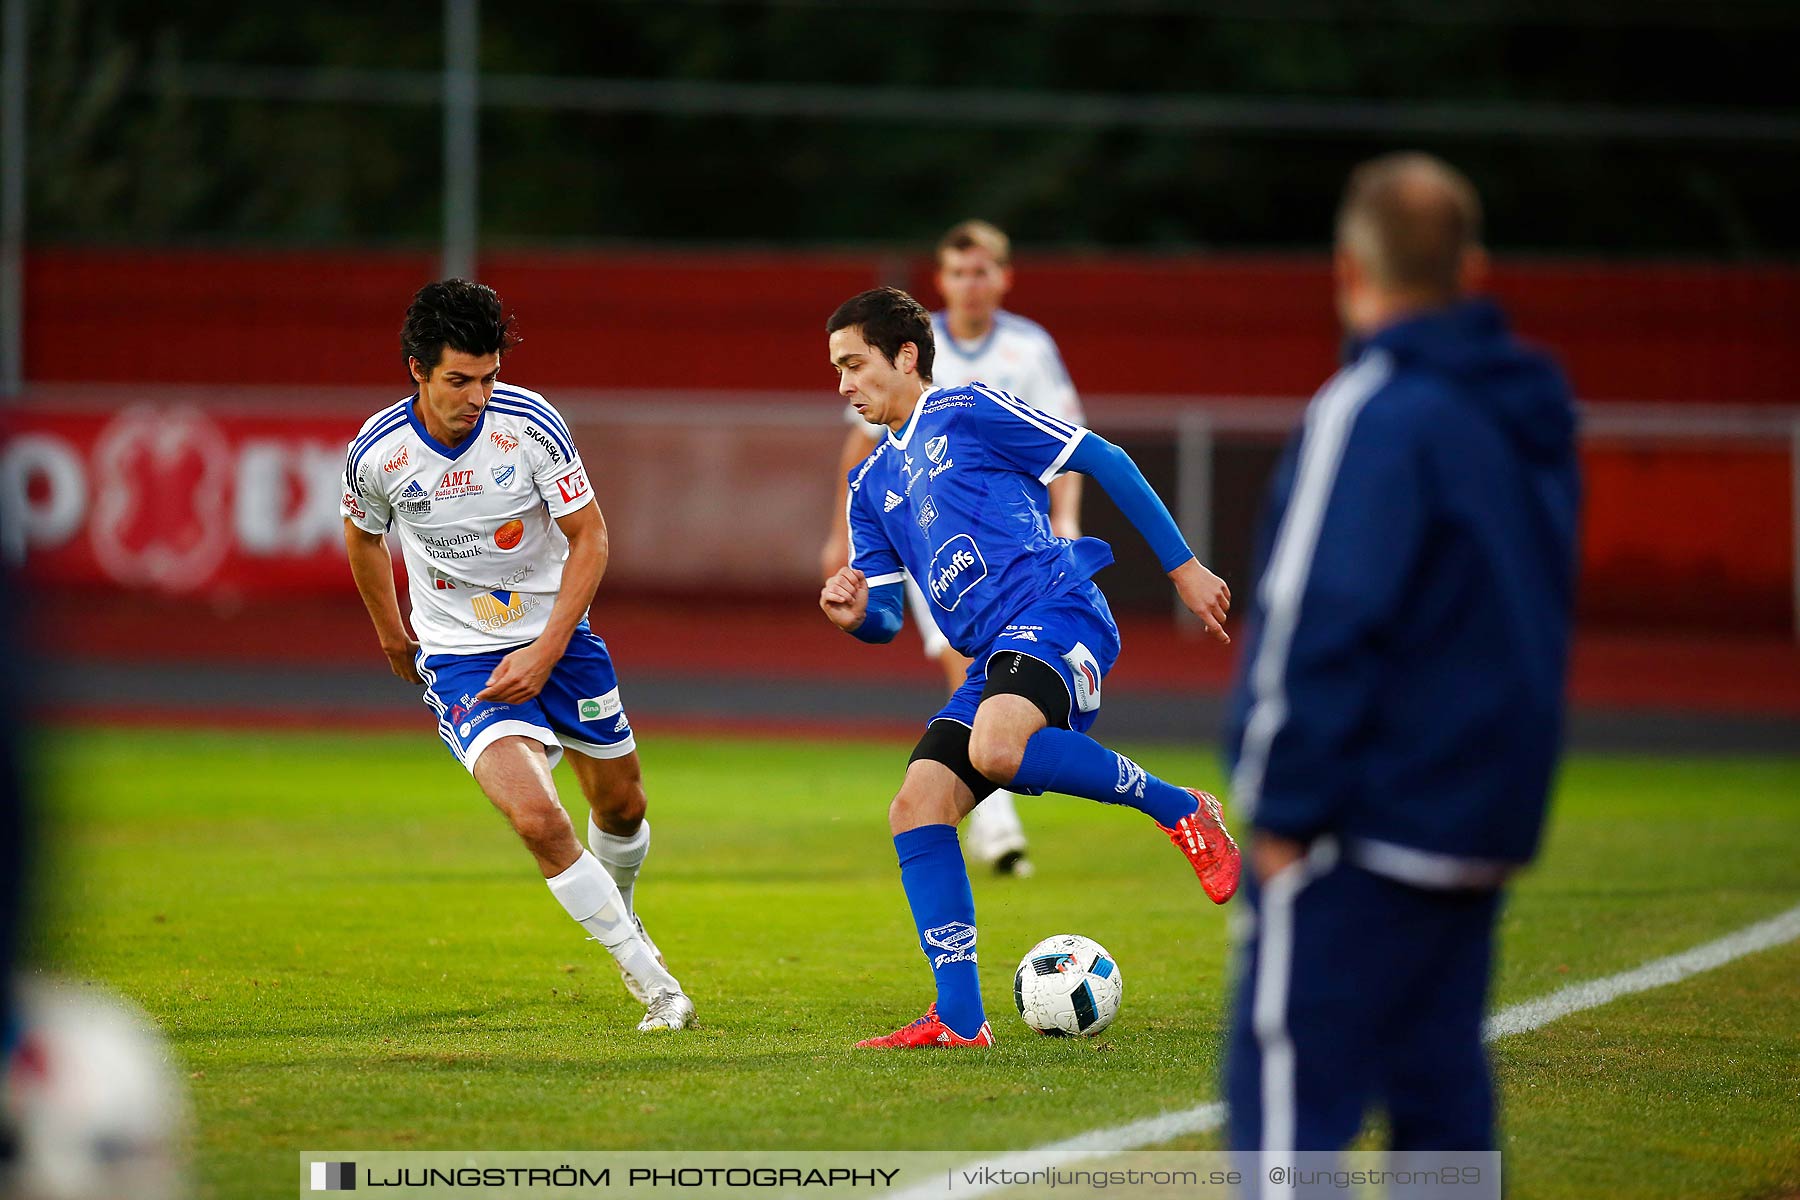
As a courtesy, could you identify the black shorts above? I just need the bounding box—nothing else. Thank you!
[907,651,1070,799]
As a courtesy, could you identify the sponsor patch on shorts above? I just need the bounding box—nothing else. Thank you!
[577,687,623,722]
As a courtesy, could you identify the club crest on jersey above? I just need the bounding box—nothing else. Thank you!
[491,464,516,487]
[489,430,519,453]
[925,436,954,479]
[382,446,409,473]
[927,534,988,611]
[883,489,905,512]
[924,921,978,968]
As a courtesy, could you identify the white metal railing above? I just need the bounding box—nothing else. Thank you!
[10,385,1800,638]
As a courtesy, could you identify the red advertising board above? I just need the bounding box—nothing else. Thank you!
[7,401,370,598]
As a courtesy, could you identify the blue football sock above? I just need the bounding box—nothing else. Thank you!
[1012,727,1200,828]
[894,824,985,1039]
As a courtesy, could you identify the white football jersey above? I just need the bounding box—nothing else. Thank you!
[341,383,595,655]
[850,309,1083,438]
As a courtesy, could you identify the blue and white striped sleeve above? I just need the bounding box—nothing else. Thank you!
[846,480,904,588]
[966,382,1088,484]
[1230,354,1423,839]
[491,386,593,516]
[341,408,404,532]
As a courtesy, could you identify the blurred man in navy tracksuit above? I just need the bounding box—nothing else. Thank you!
[1222,153,1580,1162]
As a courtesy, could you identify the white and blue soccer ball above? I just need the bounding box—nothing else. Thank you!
[1013,934,1122,1037]
[2,978,189,1200]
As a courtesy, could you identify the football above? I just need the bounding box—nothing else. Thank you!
[1013,934,1123,1037]
[3,978,189,1200]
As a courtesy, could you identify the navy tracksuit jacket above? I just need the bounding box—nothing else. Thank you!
[1220,297,1580,1162]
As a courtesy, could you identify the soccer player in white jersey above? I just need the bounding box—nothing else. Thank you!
[821,221,1078,878]
[340,280,693,1032]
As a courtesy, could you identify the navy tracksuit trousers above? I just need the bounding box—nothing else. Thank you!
[1224,841,1504,1161]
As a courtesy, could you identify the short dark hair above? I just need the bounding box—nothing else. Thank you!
[826,287,935,382]
[1336,152,1483,299]
[401,279,520,380]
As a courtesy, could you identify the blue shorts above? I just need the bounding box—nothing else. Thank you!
[417,623,636,774]
[932,583,1123,736]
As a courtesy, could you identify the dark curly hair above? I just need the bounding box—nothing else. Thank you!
[400,279,521,380]
[827,287,934,382]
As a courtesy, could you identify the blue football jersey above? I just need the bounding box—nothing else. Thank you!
[846,382,1114,656]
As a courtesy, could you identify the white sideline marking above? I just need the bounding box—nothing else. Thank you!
[1482,901,1800,1039]
[893,900,1800,1199]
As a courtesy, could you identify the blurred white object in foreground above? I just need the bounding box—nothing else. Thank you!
[2,978,188,1200]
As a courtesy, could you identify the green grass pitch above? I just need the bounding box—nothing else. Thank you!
[26,729,1800,1198]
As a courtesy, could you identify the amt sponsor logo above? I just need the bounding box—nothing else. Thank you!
[927,534,988,611]
[435,468,483,499]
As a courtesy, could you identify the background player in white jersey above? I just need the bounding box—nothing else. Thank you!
[340,280,693,1032]
[820,220,1078,877]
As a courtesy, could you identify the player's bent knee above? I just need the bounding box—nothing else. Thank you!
[509,801,573,852]
[887,782,954,836]
[966,731,1024,786]
[591,776,646,827]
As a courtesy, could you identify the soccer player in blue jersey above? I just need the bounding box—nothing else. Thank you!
[819,287,1242,1048]
[821,220,1085,878]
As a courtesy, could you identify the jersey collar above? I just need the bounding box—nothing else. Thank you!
[407,395,489,461]
[934,309,1003,361]
[886,385,937,451]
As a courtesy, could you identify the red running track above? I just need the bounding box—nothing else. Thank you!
[43,592,1800,719]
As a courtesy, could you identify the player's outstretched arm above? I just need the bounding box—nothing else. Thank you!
[343,519,421,683]
[1065,433,1231,642]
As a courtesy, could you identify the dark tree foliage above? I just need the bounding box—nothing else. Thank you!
[24,0,1800,254]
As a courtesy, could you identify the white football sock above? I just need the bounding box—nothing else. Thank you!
[545,851,679,996]
[589,817,650,917]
